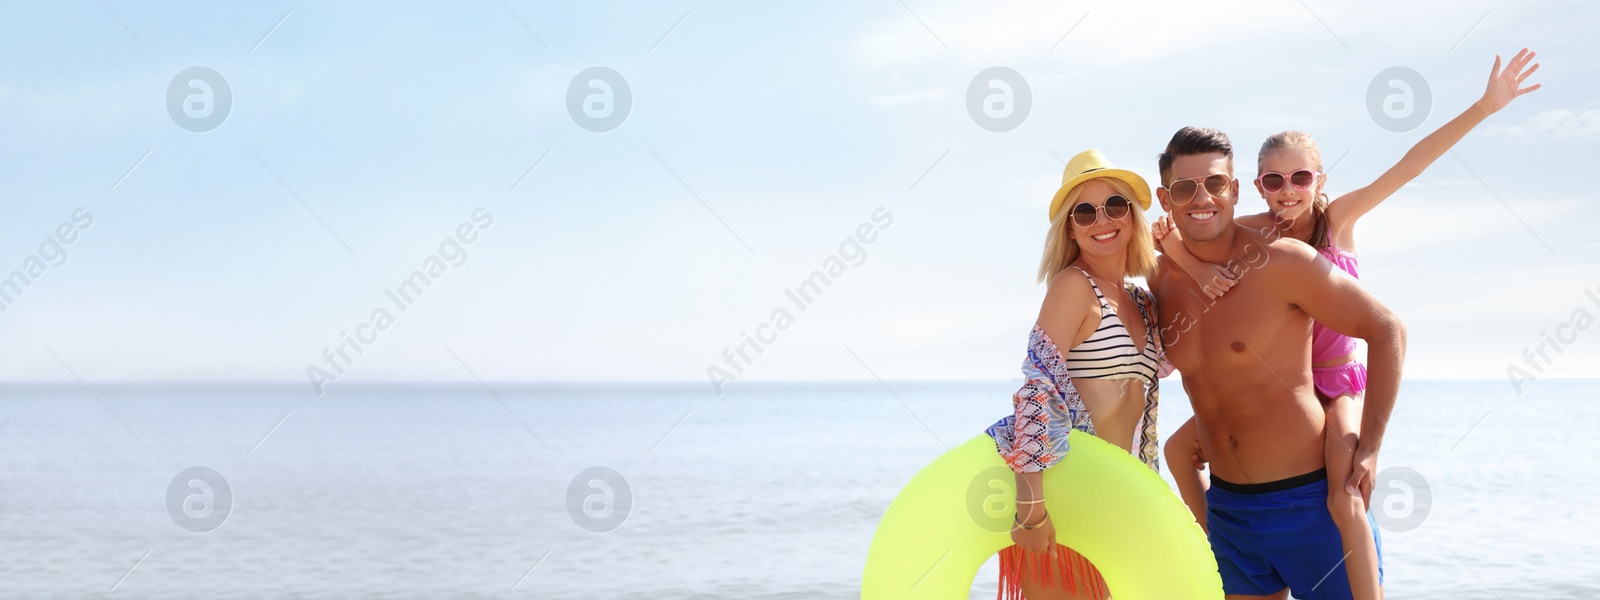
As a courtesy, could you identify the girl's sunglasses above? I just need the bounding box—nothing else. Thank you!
[1071,195,1132,228]
[1257,169,1322,193]
[1163,174,1233,205]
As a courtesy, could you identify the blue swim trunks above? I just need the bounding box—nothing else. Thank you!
[1206,468,1383,599]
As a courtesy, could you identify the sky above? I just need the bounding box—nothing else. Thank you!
[1,0,1597,395]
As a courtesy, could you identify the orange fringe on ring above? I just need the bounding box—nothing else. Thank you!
[997,543,1108,600]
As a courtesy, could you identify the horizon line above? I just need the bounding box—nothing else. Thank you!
[0,376,1586,386]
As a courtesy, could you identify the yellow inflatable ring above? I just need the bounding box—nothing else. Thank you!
[862,431,1223,599]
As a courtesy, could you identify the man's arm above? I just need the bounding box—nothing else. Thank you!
[1272,243,1407,501]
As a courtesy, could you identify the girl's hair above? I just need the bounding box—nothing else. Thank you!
[1037,177,1158,285]
[1258,130,1331,250]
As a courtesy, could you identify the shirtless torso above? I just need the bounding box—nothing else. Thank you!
[1149,230,1328,484]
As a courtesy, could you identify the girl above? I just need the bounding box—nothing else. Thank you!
[1157,49,1541,600]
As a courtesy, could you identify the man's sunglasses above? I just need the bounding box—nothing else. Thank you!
[1070,195,1132,228]
[1163,174,1233,205]
[1257,169,1322,194]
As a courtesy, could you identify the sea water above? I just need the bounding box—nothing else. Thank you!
[1,380,1594,599]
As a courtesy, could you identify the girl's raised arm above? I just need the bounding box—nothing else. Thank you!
[1327,49,1542,237]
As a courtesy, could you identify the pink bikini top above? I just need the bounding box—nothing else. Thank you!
[1310,245,1360,363]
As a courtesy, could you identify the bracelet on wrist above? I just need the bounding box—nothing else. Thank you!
[1013,510,1050,531]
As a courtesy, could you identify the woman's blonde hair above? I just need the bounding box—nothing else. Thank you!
[1037,177,1158,284]
[1259,130,1331,250]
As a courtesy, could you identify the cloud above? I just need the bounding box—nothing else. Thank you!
[868,88,952,108]
[846,0,1592,75]
[1482,108,1600,145]
[0,60,312,138]
[848,0,1329,71]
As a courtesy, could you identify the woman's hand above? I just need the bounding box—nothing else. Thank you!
[1011,508,1057,557]
[1479,48,1541,114]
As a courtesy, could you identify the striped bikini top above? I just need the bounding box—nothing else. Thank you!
[1063,267,1162,383]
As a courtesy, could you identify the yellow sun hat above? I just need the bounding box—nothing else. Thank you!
[1048,149,1153,221]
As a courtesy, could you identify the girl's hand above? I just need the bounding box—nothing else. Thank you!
[1151,216,1172,242]
[1190,438,1208,471]
[1151,215,1181,246]
[1480,48,1541,114]
[1187,263,1238,300]
[1153,215,1189,256]
[1011,509,1057,556]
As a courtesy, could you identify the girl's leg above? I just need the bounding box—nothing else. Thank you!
[1324,393,1381,600]
[1164,417,1209,532]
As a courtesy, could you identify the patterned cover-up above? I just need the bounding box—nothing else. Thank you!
[984,283,1164,474]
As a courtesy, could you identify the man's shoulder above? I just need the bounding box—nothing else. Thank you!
[1246,233,1329,294]
[1253,232,1321,268]
[1151,254,1177,276]
[1148,255,1180,297]
[1236,211,1276,231]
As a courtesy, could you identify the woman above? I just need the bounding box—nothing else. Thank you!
[1157,49,1541,600]
[986,149,1165,600]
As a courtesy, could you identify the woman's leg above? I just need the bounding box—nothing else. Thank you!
[1324,393,1382,600]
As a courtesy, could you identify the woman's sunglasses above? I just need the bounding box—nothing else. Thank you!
[1070,195,1132,228]
[1257,169,1322,193]
[1163,174,1233,205]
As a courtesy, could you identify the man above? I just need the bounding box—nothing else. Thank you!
[1148,127,1406,599]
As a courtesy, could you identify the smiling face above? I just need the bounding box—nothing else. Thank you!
[1255,146,1325,223]
[1157,152,1238,243]
[1066,178,1135,258]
